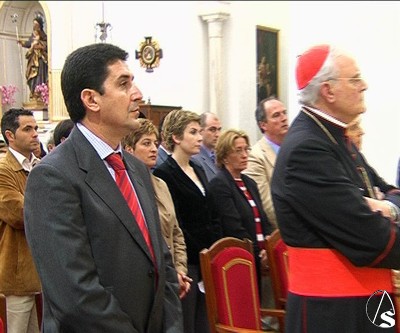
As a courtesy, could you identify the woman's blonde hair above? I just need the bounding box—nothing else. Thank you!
[215,129,250,168]
[162,109,200,151]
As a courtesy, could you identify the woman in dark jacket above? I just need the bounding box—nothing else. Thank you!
[207,129,274,286]
[153,109,221,333]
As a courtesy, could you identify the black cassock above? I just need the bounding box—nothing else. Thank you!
[271,107,400,333]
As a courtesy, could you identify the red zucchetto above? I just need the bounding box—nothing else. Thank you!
[296,44,330,90]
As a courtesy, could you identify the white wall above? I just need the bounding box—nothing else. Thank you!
[223,1,290,145]
[287,1,400,184]
[2,1,398,183]
[44,1,291,144]
[47,1,207,112]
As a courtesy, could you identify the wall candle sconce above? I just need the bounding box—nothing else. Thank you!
[135,37,163,73]
[95,2,112,43]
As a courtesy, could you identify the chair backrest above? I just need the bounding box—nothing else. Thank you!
[200,237,262,333]
[0,293,6,333]
[265,229,289,309]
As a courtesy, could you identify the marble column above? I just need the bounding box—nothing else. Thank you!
[200,11,229,116]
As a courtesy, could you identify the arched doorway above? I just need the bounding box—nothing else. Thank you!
[0,0,51,120]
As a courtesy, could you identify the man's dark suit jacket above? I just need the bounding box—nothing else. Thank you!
[153,156,221,265]
[191,146,219,182]
[24,127,182,333]
[155,145,170,170]
[206,167,274,280]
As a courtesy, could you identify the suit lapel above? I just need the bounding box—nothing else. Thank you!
[70,129,155,263]
[124,156,161,265]
[258,138,276,168]
[168,157,206,197]
[199,147,217,175]
[191,160,208,194]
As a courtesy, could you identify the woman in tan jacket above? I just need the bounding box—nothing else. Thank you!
[122,118,190,299]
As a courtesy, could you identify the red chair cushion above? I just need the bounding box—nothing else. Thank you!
[211,247,261,330]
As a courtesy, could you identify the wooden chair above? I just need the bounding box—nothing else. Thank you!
[392,270,400,333]
[200,237,285,333]
[265,230,289,310]
[0,293,6,333]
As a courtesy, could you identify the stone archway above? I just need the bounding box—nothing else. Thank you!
[0,0,51,120]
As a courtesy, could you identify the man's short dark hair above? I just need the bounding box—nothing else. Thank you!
[1,108,34,145]
[255,95,278,133]
[61,43,129,123]
[53,119,74,146]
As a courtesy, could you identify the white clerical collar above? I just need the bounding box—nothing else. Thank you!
[302,105,347,129]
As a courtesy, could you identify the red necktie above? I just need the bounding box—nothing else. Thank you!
[106,153,155,261]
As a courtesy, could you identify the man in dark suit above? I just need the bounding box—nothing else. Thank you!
[191,112,222,182]
[155,115,171,170]
[24,43,183,333]
[156,143,170,170]
[271,44,400,332]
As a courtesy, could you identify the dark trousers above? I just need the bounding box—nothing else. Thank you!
[181,264,210,333]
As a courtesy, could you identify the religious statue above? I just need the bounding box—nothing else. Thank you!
[17,15,48,102]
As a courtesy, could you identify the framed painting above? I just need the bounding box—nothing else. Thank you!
[256,26,279,103]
